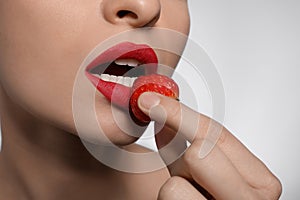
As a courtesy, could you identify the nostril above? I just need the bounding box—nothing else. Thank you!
[117,10,138,19]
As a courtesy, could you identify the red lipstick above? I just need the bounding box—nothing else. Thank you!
[85,42,158,108]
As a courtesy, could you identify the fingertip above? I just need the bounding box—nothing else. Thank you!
[137,92,161,112]
[138,92,168,124]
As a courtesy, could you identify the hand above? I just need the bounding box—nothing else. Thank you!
[138,92,282,200]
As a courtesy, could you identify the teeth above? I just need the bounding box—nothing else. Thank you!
[124,77,135,87]
[114,59,140,67]
[93,73,102,79]
[99,74,110,81]
[109,75,117,82]
[99,74,137,87]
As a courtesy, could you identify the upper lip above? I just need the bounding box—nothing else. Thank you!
[85,42,158,76]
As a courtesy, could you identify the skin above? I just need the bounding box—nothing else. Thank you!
[138,93,282,199]
[0,0,281,199]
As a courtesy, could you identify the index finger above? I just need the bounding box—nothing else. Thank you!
[138,92,222,155]
[138,92,282,196]
[138,92,202,142]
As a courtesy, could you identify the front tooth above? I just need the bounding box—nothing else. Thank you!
[100,74,110,81]
[128,59,140,67]
[123,77,132,87]
[130,77,137,86]
[109,75,117,82]
[115,59,140,67]
[97,74,137,87]
[114,59,127,66]
[116,76,124,84]
[93,74,101,79]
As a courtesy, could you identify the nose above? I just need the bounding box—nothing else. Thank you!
[101,0,161,27]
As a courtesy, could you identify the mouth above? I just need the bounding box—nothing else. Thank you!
[85,42,158,108]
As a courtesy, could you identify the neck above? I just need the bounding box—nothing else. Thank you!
[0,88,121,199]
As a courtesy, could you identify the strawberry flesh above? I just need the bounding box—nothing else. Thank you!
[129,74,179,126]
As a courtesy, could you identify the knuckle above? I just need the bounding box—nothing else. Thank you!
[158,176,186,200]
[183,141,202,167]
[255,175,282,200]
[274,179,283,198]
[263,176,282,200]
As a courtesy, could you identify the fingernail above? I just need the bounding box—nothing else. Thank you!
[138,93,167,123]
[138,92,161,111]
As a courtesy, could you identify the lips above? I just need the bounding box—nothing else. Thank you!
[85,42,158,108]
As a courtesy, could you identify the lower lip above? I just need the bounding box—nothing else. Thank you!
[85,72,131,108]
[85,42,158,108]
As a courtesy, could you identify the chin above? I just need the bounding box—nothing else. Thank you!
[95,102,149,146]
[106,130,140,146]
[75,122,146,147]
[71,98,148,147]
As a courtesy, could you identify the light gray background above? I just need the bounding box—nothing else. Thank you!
[186,0,299,199]
[1,0,299,199]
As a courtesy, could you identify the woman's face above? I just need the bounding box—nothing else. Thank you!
[0,0,190,145]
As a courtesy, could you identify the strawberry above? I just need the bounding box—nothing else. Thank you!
[129,74,179,126]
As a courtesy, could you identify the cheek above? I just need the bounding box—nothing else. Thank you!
[0,1,102,132]
[0,0,190,140]
[155,0,190,69]
[160,0,190,34]
[0,54,79,133]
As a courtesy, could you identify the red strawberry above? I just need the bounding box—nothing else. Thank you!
[129,74,179,126]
